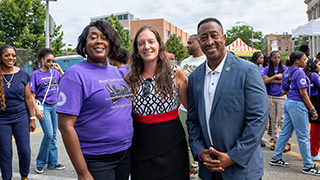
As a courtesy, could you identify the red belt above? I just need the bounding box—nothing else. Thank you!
[134,108,179,124]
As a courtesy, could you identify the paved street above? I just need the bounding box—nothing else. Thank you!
[6,120,320,180]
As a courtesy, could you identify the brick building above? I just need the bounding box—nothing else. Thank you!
[264,33,292,56]
[91,11,189,45]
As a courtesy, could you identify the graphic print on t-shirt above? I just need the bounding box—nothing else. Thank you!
[105,83,132,104]
[182,64,199,77]
[42,77,57,91]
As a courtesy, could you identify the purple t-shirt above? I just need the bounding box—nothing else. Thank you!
[308,72,320,96]
[281,66,310,102]
[56,61,133,155]
[30,69,62,104]
[263,65,288,96]
[118,65,130,78]
[259,66,265,76]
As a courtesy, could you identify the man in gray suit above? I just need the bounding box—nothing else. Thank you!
[187,17,268,180]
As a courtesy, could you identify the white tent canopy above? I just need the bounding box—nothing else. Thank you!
[292,18,320,38]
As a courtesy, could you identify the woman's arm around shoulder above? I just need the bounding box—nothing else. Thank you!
[175,66,188,109]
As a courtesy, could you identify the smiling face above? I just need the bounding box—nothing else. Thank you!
[198,21,226,62]
[85,27,110,65]
[0,47,16,68]
[42,54,55,70]
[137,29,160,63]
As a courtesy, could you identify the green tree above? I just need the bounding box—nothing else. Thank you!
[293,36,308,51]
[166,34,189,62]
[107,14,132,50]
[226,25,264,51]
[0,0,65,64]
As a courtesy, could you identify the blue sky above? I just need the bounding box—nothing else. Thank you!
[49,0,308,47]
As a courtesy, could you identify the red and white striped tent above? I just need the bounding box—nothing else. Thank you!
[226,38,260,57]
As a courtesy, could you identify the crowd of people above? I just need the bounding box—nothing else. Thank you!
[1,17,320,180]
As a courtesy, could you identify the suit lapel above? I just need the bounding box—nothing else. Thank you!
[210,52,235,116]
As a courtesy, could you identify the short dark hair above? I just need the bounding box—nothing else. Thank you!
[197,18,223,34]
[286,51,305,66]
[189,34,198,39]
[37,48,55,61]
[114,47,129,64]
[299,45,309,53]
[251,52,263,63]
[76,20,121,60]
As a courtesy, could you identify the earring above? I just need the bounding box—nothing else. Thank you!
[136,54,141,59]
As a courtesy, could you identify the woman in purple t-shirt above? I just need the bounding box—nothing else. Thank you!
[304,59,320,161]
[57,21,133,180]
[30,48,64,174]
[263,51,290,152]
[270,51,320,176]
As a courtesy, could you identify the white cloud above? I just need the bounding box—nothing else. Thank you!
[48,0,308,47]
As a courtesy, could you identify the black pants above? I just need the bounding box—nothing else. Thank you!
[84,148,131,180]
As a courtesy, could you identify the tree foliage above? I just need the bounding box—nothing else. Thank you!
[165,34,189,62]
[0,0,65,64]
[226,25,264,51]
[107,14,132,50]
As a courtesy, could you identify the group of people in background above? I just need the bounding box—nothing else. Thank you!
[1,16,320,180]
[251,45,320,176]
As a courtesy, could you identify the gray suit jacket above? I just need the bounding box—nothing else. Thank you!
[187,51,268,180]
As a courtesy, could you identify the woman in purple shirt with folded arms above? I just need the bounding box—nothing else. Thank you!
[263,51,290,152]
[57,20,133,180]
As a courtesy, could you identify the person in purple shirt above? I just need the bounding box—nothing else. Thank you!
[251,52,265,76]
[108,47,130,78]
[270,51,320,176]
[304,59,320,161]
[57,20,133,180]
[30,48,65,174]
[263,51,290,152]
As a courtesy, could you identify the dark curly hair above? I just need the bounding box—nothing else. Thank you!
[127,25,174,102]
[304,58,319,76]
[37,48,55,61]
[76,20,121,61]
[0,44,16,110]
[251,52,263,64]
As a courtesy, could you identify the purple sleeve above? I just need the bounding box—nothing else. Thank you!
[56,77,83,116]
[312,73,320,88]
[296,71,309,89]
[263,66,269,77]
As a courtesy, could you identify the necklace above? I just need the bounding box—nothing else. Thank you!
[2,73,14,88]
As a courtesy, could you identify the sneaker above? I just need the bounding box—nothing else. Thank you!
[302,165,320,176]
[35,166,44,174]
[312,154,320,161]
[270,158,290,167]
[48,164,65,170]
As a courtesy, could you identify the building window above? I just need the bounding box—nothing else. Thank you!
[117,15,123,20]
[165,30,170,39]
[279,47,281,50]
[278,40,281,44]
[286,47,288,51]
[123,14,128,20]
[285,40,288,44]
[178,36,181,42]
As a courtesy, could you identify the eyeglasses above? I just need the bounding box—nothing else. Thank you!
[46,59,56,63]
[143,78,152,97]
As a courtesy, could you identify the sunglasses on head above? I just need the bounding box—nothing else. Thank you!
[143,78,152,97]
[46,59,56,63]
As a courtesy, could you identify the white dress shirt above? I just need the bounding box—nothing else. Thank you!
[204,52,227,146]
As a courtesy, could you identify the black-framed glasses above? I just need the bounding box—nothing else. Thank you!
[46,59,56,63]
[143,78,152,97]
